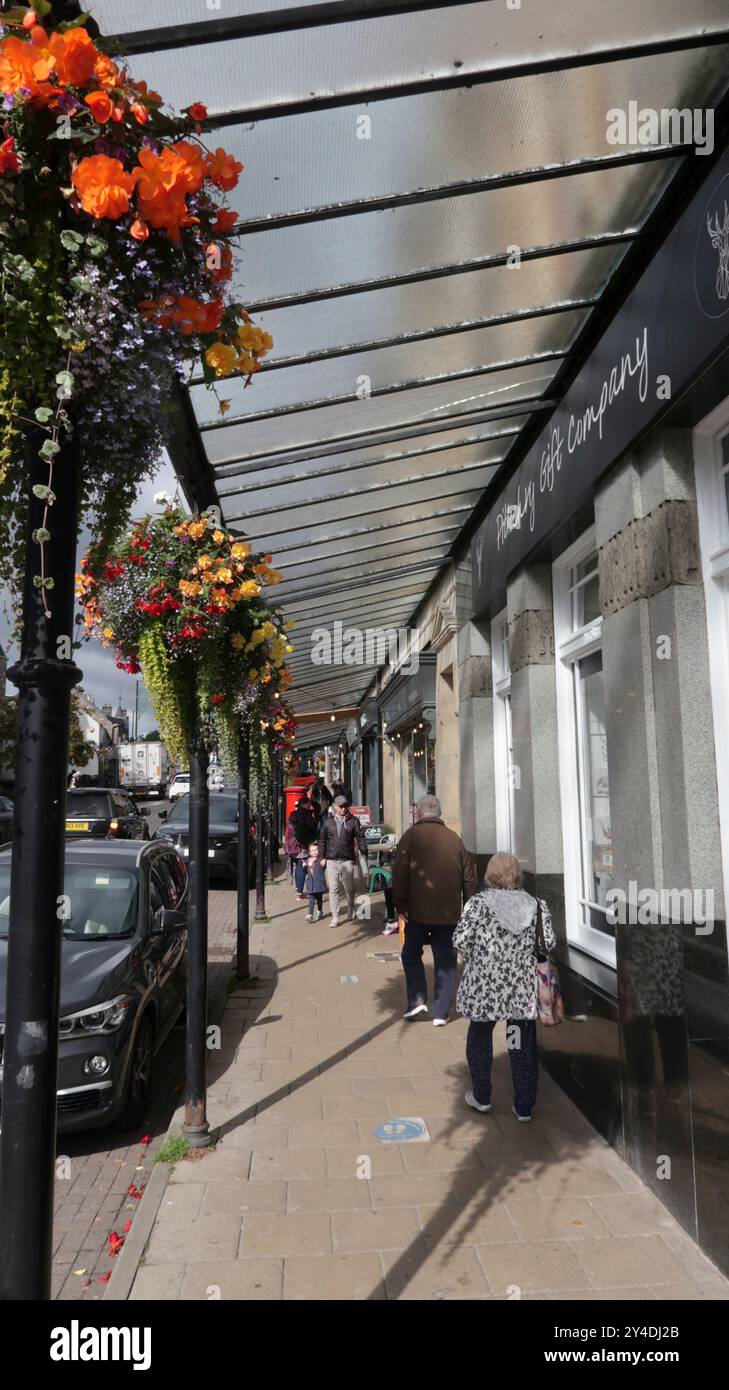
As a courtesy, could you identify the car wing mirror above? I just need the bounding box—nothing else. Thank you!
[154,907,187,933]
[158,809,168,820]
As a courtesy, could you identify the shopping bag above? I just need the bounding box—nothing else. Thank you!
[535,899,564,1026]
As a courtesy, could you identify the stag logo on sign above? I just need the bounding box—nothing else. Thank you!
[695,174,729,320]
[708,202,729,301]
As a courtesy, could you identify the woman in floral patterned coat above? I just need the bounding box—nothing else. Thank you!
[453,852,555,1122]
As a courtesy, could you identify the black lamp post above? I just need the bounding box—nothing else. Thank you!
[0,439,82,1300]
[236,728,251,980]
[254,741,267,920]
[182,737,211,1147]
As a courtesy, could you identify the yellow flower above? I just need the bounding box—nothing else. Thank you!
[212,529,225,543]
[248,668,258,682]
[230,541,250,560]
[250,628,266,646]
[285,619,295,630]
[188,519,207,539]
[179,579,202,597]
[238,579,261,598]
[205,341,239,377]
[102,625,114,639]
[265,569,283,585]
[213,567,233,584]
[231,632,246,650]
[261,621,275,638]
[218,399,231,416]
[198,554,213,570]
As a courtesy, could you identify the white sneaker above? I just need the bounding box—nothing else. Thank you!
[465,1091,491,1113]
[305,913,313,922]
[403,1002,428,1020]
[433,1018,448,1027]
[512,1107,532,1123]
[316,911,324,921]
[382,922,398,936]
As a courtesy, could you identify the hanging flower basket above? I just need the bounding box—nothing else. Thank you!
[0,6,273,608]
[78,505,294,766]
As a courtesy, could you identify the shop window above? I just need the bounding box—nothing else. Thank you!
[553,530,615,966]
[695,406,729,924]
[491,608,516,853]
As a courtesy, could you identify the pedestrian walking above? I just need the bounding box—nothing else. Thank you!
[290,797,318,900]
[304,843,327,922]
[284,814,300,884]
[392,794,476,1024]
[453,851,555,1122]
[319,794,367,926]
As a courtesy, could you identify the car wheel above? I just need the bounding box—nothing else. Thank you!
[116,1016,154,1132]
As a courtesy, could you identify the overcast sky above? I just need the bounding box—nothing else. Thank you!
[1,454,184,735]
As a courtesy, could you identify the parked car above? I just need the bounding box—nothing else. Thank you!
[0,839,188,1133]
[0,796,13,847]
[65,788,149,840]
[153,792,256,885]
[168,771,190,802]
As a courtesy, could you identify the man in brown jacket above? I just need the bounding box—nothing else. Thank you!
[392,794,477,1023]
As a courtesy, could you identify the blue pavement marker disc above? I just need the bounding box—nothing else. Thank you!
[373,1118,430,1144]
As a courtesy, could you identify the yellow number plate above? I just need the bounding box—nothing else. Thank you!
[66,821,89,831]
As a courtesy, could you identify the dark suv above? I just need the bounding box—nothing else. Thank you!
[0,839,188,1133]
[154,792,256,885]
[65,788,149,840]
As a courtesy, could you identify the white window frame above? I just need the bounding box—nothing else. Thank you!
[491,608,516,853]
[694,397,729,926]
[553,527,616,966]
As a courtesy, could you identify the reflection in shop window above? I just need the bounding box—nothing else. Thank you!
[554,532,615,966]
[492,608,516,853]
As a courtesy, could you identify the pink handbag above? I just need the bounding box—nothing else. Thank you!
[535,899,564,1026]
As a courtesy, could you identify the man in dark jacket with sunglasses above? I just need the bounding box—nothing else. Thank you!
[319,795,367,926]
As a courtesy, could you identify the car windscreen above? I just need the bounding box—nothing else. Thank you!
[66,792,111,819]
[0,864,138,939]
[166,795,237,828]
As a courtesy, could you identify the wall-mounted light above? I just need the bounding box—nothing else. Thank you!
[330,714,336,722]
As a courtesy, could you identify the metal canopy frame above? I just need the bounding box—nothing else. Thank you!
[96,2,729,727]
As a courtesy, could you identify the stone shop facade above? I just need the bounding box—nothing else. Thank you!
[457,145,729,1275]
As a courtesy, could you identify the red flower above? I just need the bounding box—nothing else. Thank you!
[127,1184,144,1199]
[98,1272,112,1285]
[140,1134,152,1146]
[0,137,20,175]
[211,693,225,705]
[188,102,207,122]
[123,1220,133,1234]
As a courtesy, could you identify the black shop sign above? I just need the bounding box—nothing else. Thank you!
[472,146,729,609]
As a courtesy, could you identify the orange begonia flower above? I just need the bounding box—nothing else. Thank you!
[0,35,53,96]
[204,147,244,192]
[130,217,149,241]
[171,141,206,193]
[48,29,99,88]
[188,102,208,122]
[94,52,121,91]
[130,79,163,106]
[85,90,114,124]
[131,102,150,125]
[72,154,135,220]
[212,207,238,234]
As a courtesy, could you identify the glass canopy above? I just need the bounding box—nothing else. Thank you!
[91,0,729,730]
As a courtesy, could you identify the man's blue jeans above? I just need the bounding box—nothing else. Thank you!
[401,921,457,1020]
